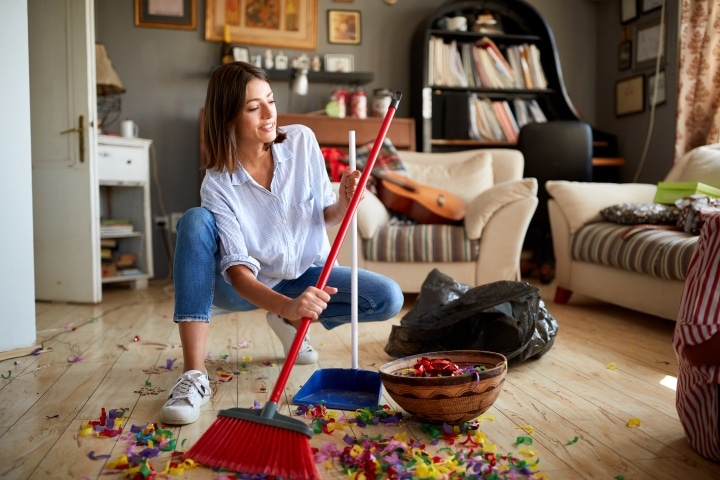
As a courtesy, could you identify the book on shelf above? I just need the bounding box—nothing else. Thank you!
[114,252,138,269]
[100,248,113,261]
[117,267,143,276]
[100,238,118,249]
[100,219,133,234]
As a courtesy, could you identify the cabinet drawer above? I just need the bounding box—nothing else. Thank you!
[97,144,148,183]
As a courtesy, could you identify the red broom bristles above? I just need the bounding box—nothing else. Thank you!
[186,415,319,479]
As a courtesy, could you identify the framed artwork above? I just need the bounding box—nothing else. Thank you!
[619,40,632,70]
[205,0,318,50]
[615,75,645,116]
[635,17,665,68]
[328,9,361,45]
[642,0,662,13]
[324,54,354,72]
[134,0,196,30]
[647,70,666,107]
[620,0,638,24]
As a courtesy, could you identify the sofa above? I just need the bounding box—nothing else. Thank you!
[546,143,720,320]
[327,148,538,293]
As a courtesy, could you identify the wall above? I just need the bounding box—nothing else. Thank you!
[95,0,598,279]
[594,0,678,183]
[0,0,37,352]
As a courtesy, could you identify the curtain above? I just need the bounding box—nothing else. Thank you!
[675,0,720,162]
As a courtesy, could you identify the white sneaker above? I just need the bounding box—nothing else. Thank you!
[160,370,210,425]
[266,312,318,365]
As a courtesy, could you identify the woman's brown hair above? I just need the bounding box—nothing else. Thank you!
[202,61,286,173]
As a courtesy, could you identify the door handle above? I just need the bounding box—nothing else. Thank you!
[60,115,85,163]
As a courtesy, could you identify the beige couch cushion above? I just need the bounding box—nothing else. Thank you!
[401,151,494,203]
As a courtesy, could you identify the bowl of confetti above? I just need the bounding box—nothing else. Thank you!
[379,350,507,424]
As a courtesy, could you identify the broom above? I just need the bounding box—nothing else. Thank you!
[184,92,402,478]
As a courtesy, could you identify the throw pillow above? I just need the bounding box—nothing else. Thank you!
[600,202,680,225]
[465,178,538,239]
[402,151,494,204]
[673,144,720,188]
[354,137,407,175]
[545,181,657,234]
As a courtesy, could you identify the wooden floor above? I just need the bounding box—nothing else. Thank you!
[2,278,720,479]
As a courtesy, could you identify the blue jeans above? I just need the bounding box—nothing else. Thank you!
[173,207,404,329]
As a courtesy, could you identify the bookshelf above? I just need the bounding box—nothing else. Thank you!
[411,0,581,152]
[97,135,154,289]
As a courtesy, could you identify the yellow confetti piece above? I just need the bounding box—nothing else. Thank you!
[477,413,495,422]
[626,417,641,428]
[242,355,253,361]
[394,431,408,443]
[607,361,618,371]
[519,448,539,457]
[484,443,497,453]
[472,430,487,444]
[517,424,535,434]
[535,473,552,480]
[349,444,364,457]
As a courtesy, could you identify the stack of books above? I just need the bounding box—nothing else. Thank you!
[100,219,133,235]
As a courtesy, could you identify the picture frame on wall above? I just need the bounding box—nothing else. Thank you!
[205,0,318,50]
[619,40,632,70]
[134,0,197,30]
[620,0,638,24]
[642,0,663,13]
[647,70,666,107]
[324,53,354,72]
[328,9,361,45]
[615,74,645,116]
[635,17,665,68]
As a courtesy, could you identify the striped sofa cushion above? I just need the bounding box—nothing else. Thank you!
[363,224,479,262]
[571,222,697,281]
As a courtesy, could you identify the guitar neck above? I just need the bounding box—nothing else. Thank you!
[373,170,417,193]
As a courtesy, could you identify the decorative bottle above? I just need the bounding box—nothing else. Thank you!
[221,25,234,65]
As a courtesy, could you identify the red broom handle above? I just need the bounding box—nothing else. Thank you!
[268,92,402,406]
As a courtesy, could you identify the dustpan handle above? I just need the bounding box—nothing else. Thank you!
[268,92,401,406]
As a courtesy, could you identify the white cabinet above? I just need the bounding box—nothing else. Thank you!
[97,135,154,289]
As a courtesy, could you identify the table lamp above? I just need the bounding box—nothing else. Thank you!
[96,43,125,132]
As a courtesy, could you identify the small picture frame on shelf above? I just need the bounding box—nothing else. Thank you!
[642,0,662,13]
[324,53,354,73]
[232,46,249,63]
[618,40,632,70]
[620,0,638,24]
[328,9,361,45]
[615,74,645,116]
[647,70,666,107]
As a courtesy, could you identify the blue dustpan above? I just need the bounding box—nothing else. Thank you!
[292,132,383,411]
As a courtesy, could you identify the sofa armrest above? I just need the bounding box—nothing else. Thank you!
[465,178,538,239]
[545,181,657,234]
[331,182,390,239]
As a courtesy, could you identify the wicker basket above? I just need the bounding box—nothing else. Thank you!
[379,350,507,424]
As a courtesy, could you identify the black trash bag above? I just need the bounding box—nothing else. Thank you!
[385,269,559,363]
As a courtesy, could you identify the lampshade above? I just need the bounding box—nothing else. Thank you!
[95,43,125,95]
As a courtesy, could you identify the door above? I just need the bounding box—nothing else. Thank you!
[29,0,101,303]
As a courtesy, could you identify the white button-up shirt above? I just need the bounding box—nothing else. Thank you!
[201,124,336,287]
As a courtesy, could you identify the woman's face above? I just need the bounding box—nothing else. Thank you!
[236,78,277,146]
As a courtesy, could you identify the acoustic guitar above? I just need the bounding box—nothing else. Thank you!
[372,170,467,225]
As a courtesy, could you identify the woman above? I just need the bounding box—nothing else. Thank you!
[674,213,720,462]
[160,62,404,425]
